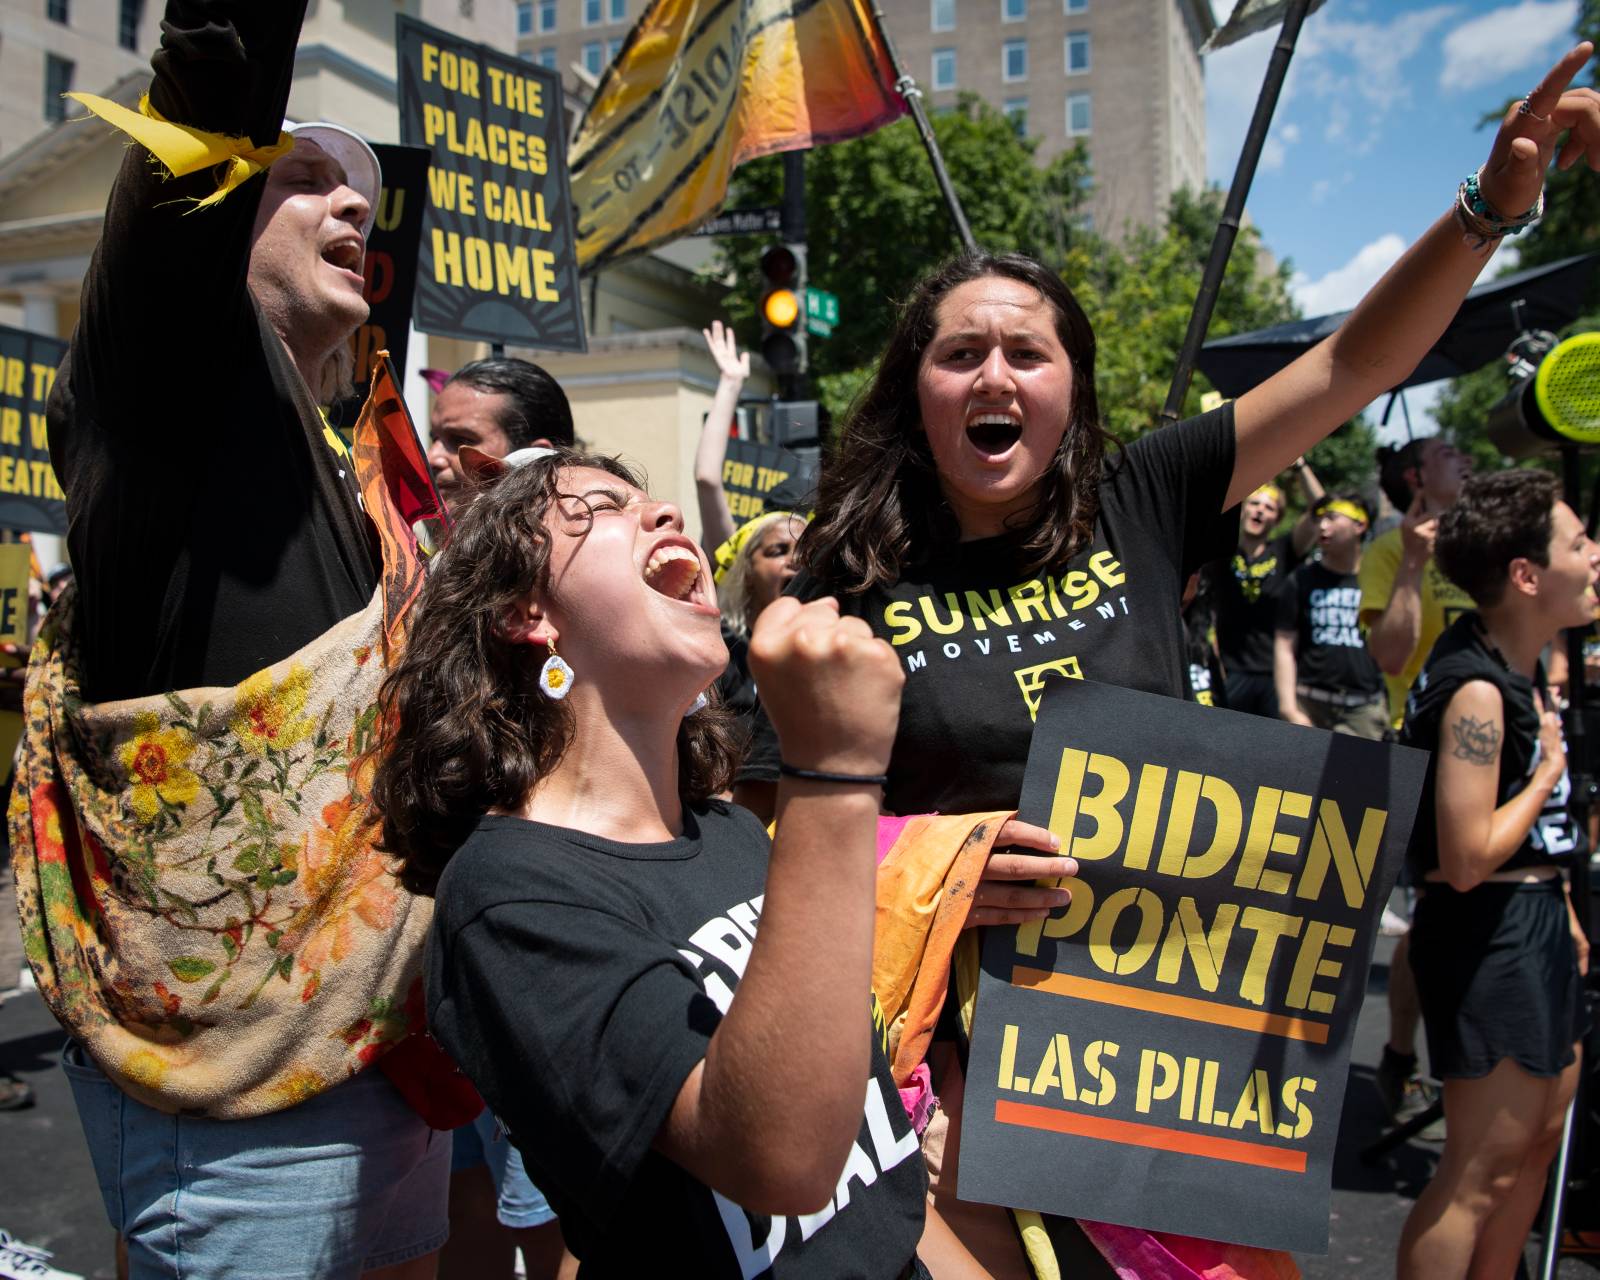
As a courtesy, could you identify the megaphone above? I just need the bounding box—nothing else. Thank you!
[1486,331,1600,458]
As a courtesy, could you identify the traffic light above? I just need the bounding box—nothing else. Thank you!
[758,243,807,379]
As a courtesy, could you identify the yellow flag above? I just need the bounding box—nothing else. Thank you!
[571,0,904,272]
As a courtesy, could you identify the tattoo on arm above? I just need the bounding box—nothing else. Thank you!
[1449,715,1501,765]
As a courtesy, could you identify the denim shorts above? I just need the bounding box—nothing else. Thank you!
[62,1040,450,1279]
[450,1108,557,1229]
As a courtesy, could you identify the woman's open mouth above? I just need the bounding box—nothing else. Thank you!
[643,545,716,613]
[966,414,1023,459]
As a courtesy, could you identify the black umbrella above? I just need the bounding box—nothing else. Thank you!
[1196,252,1598,399]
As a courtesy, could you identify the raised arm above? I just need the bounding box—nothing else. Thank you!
[1364,497,1435,675]
[1226,44,1599,509]
[1289,458,1324,557]
[654,596,902,1212]
[693,321,748,552]
[1434,681,1565,891]
[65,1,310,411]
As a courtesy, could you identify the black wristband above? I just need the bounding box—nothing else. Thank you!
[779,762,889,787]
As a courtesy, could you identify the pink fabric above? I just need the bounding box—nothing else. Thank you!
[875,814,915,864]
[1079,1221,1300,1280]
[896,1061,937,1134]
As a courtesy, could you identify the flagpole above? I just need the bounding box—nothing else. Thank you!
[1159,0,1314,425]
[862,0,978,254]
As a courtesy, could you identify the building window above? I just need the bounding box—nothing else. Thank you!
[1002,0,1025,20]
[583,0,602,24]
[1064,0,1087,10]
[1003,97,1028,135]
[930,0,955,31]
[1066,90,1091,135]
[582,40,603,73]
[117,0,142,49]
[608,0,625,21]
[1065,30,1090,73]
[1002,38,1027,81]
[47,0,68,23]
[517,1,533,33]
[538,46,558,68]
[43,54,74,121]
[605,36,622,60]
[539,0,558,30]
[931,47,956,90]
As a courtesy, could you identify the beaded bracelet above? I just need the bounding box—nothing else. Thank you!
[1453,167,1543,251]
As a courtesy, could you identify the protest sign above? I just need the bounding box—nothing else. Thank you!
[397,17,586,350]
[0,326,66,535]
[332,144,431,433]
[0,543,32,646]
[959,681,1426,1252]
[721,437,817,521]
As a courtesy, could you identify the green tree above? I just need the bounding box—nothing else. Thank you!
[1063,187,1299,439]
[706,95,1091,407]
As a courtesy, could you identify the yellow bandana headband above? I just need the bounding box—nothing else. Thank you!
[67,92,294,212]
[1320,499,1370,526]
[713,511,799,584]
[1251,484,1285,510]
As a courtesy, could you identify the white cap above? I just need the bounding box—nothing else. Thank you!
[283,120,382,237]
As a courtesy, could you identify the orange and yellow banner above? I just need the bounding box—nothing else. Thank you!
[570,0,904,272]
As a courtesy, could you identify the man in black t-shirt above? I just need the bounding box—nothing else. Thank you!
[1213,459,1323,717]
[1274,493,1386,739]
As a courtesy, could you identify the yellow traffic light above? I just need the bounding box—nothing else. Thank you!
[763,288,800,329]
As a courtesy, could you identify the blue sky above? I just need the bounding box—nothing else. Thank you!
[1202,0,1584,436]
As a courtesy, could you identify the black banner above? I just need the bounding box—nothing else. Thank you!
[397,16,586,351]
[333,144,431,431]
[721,437,818,521]
[0,326,66,535]
[958,681,1427,1253]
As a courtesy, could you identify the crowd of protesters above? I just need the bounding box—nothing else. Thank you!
[1,3,1598,1279]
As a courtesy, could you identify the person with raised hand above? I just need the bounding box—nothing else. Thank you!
[374,448,1050,1276]
[781,46,1600,1276]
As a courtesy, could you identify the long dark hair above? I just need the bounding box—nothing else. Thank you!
[372,450,739,894]
[801,252,1111,592]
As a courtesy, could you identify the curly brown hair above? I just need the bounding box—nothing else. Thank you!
[1436,468,1560,608]
[372,449,739,894]
[800,252,1112,592]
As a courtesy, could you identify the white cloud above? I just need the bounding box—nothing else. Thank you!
[1440,0,1578,87]
[1205,5,1455,181]
[1281,123,1302,144]
[1290,233,1406,315]
[1260,136,1286,171]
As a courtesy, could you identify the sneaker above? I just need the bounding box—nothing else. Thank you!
[0,1075,32,1112]
[0,1228,84,1279]
[1375,1045,1417,1118]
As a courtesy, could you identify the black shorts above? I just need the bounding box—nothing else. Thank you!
[1223,670,1278,719]
[1411,877,1583,1080]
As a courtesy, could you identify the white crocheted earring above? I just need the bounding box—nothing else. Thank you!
[539,640,575,700]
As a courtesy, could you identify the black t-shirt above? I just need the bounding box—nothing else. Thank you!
[791,406,1237,815]
[715,626,780,784]
[1275,562,1382,697]
[48,0,379,702]
[1401,614,1583,875]
[1214,533,1300,677]
[426,804,927,1278]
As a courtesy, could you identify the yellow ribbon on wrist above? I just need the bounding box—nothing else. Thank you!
[66,91,293,211]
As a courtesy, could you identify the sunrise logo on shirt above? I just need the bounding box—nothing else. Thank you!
[1014,657,1085,721]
